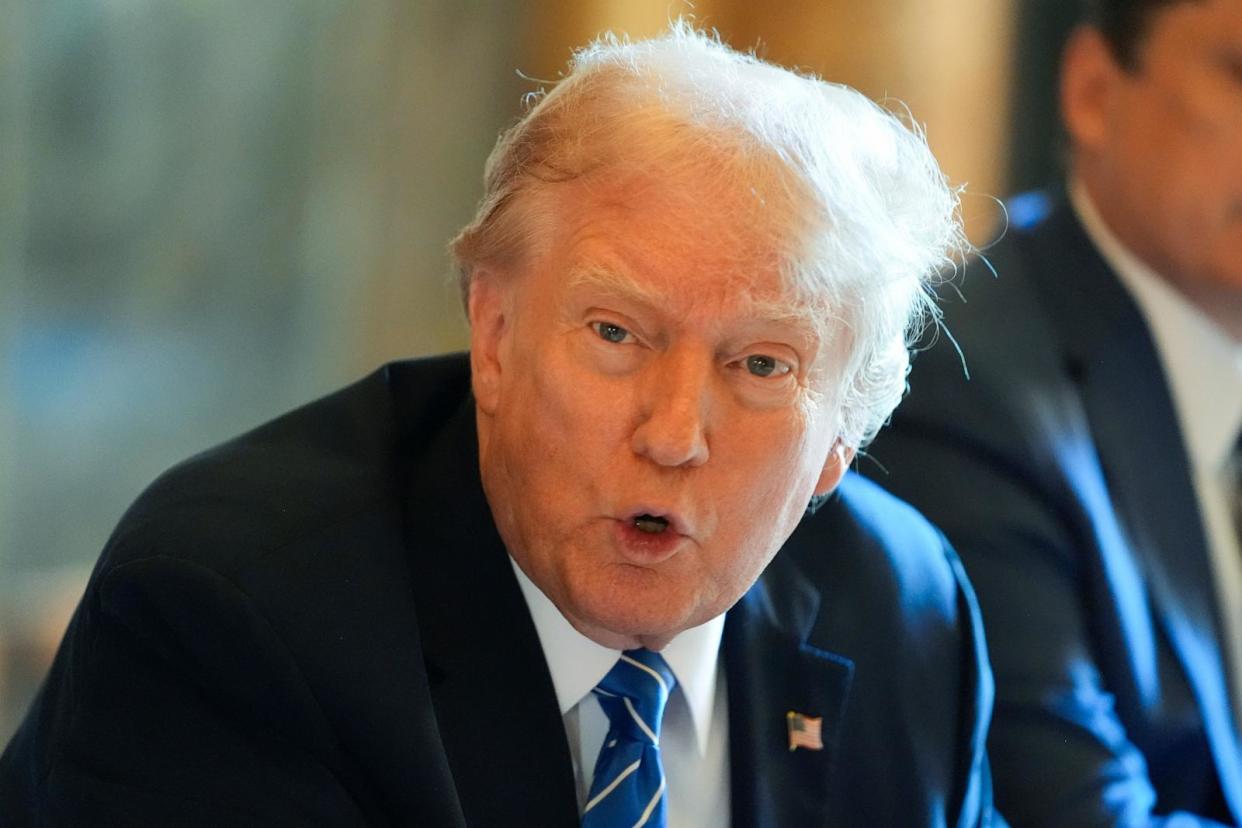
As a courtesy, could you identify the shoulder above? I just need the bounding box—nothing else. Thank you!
[916,191,1072,394]
[787,474,991,721]
[879,192,1099,481]
[921,187,1125,394]
[0,358,477,822]
[99,353,472,583]
[793,473,971,635]
[25,355,474,776]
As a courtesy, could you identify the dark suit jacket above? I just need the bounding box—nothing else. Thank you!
[868,191,1242,826]
[1,353,996,826]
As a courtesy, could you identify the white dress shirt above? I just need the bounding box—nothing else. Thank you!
[510,558,731,827]
[1070,178,1242,717]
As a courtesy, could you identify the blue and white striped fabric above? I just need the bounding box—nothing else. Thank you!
[581,649,677,828]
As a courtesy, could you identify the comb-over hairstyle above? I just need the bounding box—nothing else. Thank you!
[451,21,965,449]
[1082,0,1206,70]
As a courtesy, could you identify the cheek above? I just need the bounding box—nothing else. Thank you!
[531,348,634,439]
[497,346,634,492]
[1150,86,1242,205]
[715,417,826,530]
[703,449,817,598]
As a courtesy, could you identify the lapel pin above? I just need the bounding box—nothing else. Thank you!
[786,710,824,751]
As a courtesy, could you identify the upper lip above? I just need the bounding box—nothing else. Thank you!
[621,505,691,536]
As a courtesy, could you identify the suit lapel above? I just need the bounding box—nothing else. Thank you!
[1082,324,1242,821]
[404,398,579,828]
[1037,201,1242,821]
[725,553,854,827]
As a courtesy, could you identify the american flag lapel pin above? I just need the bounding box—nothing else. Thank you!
[786,710,824,751]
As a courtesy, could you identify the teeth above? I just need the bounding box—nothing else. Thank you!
[633,515,669,534]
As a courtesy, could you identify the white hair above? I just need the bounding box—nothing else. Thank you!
[451,21,965,449]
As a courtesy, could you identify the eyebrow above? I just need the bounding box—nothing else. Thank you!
[566,265,663,307]
[565,264,821,333]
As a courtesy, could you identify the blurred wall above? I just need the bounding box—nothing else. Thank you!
[0,0,527,740]
[523,0,1016,238]
[0,0,1016,742]
[1008,0,1080,191]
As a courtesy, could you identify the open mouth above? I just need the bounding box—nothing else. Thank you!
[632,514,670,534]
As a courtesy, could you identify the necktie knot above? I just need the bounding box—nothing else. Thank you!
[592,649,676,747]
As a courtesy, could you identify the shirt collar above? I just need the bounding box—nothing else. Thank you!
[1069,176,1242,473]
[510,556,725,756]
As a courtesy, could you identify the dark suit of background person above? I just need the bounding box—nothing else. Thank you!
[862,0,1242,822]
[0,354,995,826]
[869,191,1239,826]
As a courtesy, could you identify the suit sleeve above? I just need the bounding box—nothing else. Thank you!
[0,551,372,827]
[871,372,1230,828]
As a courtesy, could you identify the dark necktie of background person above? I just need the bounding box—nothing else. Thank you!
[581,649,677,828]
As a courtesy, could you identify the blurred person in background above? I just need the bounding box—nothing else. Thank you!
[0,24,998,826]
[868,0,1242,823]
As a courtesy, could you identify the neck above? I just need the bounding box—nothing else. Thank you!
[1176,283,1242,344]
[567,614,674,652]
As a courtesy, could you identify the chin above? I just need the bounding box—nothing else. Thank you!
[568,571,723,646]
[580,598,686,641]
[564,581,675,636]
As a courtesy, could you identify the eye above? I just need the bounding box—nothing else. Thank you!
[591,321,634,344]
[744,354,791,378]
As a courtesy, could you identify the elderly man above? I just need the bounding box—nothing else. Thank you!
[0,26,994,826]
[868,0,1242,824]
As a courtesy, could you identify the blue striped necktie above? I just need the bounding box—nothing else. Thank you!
[581,649,677,828]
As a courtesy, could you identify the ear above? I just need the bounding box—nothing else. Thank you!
[813,439,855,497]
[467,269,510,416]
[1060,25,1123,155]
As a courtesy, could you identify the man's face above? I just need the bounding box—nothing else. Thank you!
[1073,0,1242,299]
[470,174,852,650]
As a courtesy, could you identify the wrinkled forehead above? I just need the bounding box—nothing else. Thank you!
[549,161,815,277]
[517,110,811,235]
[525,166,841,342]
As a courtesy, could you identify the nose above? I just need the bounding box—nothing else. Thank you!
[630,351,711,468]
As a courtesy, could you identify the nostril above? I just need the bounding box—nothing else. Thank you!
[633,514,670,534]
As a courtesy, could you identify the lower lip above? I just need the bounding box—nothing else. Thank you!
[612,519,686,563]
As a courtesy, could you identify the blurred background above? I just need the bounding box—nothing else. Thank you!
[0,0,1077,742]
